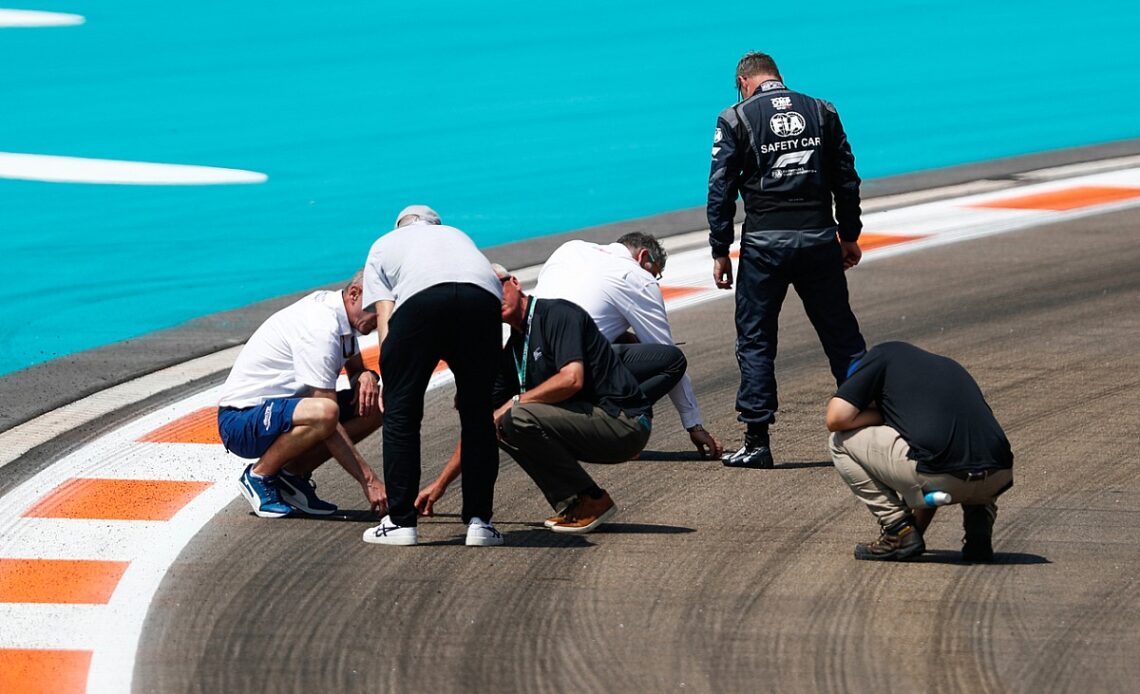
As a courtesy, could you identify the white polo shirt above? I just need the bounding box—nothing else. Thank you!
[362,221,501,313]
[218,290,359,409]
[533,240,703,429]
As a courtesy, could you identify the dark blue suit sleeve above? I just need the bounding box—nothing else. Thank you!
[707,111,743,258]
[821,101,862,242]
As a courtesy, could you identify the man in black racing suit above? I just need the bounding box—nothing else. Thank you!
[707,51,866,469]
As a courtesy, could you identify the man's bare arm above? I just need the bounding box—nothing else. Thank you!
[826,396,884,432]
[311,388,387,513]
[416,363,586,515]
[372,300,395,345]
[416,442,462,516]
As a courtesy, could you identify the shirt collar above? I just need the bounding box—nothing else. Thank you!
[318,290,354,336]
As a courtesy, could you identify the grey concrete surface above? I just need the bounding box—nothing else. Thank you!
[134,208,1140,693]
[3,138,1138,434]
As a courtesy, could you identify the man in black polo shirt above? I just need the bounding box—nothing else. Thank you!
[492,266,659,534]
[826,342,1014,561]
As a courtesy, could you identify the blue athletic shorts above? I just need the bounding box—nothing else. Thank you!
[217,397,301,459]
[216,390,359,459]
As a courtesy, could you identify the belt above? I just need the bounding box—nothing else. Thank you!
[946,469,998,482]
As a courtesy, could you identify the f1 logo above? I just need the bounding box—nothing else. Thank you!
[773,150,813,168]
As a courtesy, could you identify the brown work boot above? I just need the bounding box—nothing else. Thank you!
[853,518,925,561]
[549,492,617,534]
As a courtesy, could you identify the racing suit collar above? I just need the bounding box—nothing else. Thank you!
[759,80,786,92]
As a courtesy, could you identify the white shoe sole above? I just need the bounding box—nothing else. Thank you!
[549,504,617,534]
[238,480,290,518]
[466,532,504,547]
[362,525,418,546]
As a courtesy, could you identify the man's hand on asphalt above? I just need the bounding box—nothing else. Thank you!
[689,425,724,459]
[414,482,444,517]
[713,256,734,289]
[364,476,388,516]
[840,240,862,270]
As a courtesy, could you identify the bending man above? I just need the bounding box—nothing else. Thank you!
[533,233,723,458]
[217,271,387,518]
[360,205,504,547]
[446,266,661,533]
[826,342,1014,562]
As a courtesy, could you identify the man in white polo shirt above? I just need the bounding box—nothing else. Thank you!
[360,205,505,547]
[217,271,387,519]
[532,233,724,458]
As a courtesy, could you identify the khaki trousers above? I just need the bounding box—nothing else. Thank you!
[829,425,1012,530]
[499,401,651,509]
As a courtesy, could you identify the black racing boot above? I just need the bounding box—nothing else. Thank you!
[721,425,774,469]
[853,517,925,561]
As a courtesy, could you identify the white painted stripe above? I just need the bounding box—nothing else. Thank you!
[84,444,232,482]
[0,152,267,185]
[0,9,85,27]
[0,604,108,650]
[1016,154,1140,181]
[1,519,166,561]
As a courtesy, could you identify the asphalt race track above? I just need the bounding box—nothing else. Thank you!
[129,208,1140,693]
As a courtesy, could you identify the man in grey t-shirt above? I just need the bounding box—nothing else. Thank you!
[360,205,505,548]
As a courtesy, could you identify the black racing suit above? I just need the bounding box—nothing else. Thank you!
[707,79,866,425]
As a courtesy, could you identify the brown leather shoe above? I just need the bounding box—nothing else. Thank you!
[544,510,569,528]
[853,519,925,561]
[549,492,617,534]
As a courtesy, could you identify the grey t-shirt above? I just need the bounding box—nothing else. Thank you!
[362,222,502,313]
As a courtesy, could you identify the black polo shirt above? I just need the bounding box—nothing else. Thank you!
[835,342,1013,474]
[492,298,650,419]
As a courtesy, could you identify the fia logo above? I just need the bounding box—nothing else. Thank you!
[770,96,792,110]
[769,111,806,138]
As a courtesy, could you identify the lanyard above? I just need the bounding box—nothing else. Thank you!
[512,299,536,393]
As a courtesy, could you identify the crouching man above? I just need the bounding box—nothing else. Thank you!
[491,265,660,533]
[217,271,387,518]
[826,341,1013,561]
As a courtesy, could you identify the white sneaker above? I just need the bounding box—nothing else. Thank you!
[362,515,418,546]
[465,517,504,546]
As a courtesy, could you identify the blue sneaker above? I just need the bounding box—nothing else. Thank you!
[238,465,294,518]
[277,469,338,515]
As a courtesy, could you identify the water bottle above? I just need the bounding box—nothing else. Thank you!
[923,491,952,507]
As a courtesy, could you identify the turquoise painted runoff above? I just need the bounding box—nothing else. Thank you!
[2,1,1138,376]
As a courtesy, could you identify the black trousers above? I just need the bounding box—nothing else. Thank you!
[611,343,687,407]
[380,283,501,526]
[735,232,865,425]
